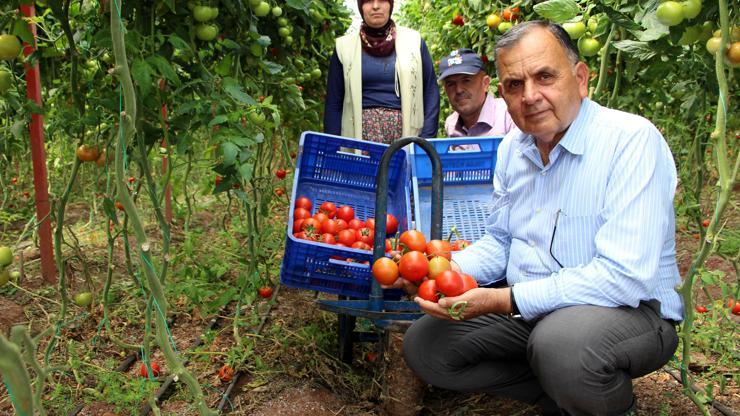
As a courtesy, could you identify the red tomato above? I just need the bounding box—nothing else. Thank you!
[319,201,337,218]
[701,219,710,227]
[313,212,329,224]
[292,219,305,233]
[399,230,427,253]
[386,214,399,235]
[294,231,307,240]
[334,219,348,232]
[385,239,392,252]
[426,240,452,260]
[215,176,222,186]
[320,233,336,245]
[502,6,519,21]
[258,286,273,298]
[274,188,285,197]
[294,196,312,211]
[372,257,399,285]
[452,239,471,251]
[218,364,235,383]
[293,207,311,220]
[460,273,478,293]
[365,218,376,230]
[348,218,365,230]
[398,251,429,283]
[275,169,287,179]
[355,227,373,245]
[418,279,440,302]
[115,201,125,211]
[436,270,465,297]
[139,362,161,377]
[338,229,357,246]
[322,219,339,235]
[301,218,322,234]
[695,305,708,313]
[732,302,740,316]
[336,205,355,222]
[351,241,372,251]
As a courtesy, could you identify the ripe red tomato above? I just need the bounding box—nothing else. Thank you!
[348,218,365,230]
[418,279,439,302]
[321,219,339,235]
[139,362,161,377]
[386,214,399,235]
[294,196,312,211]
[372,257,399,285]
[451,239,471,251]
[292,219,305,233]
[334,219,348,232]
[293,207,311,220]
[275,169,286,179]
[215,175,222,186]
[365,218,376,230]
[338,229,357,246]
[319,201,337,218]
[76,144,100,162]
[426,240,452,260]
[399,230,427,253]
[312,212,329,224]
[258,286,273,298]
[320,233,336,245]
[274,187,285,197]
[452,14,464,26]
[398,251,429,283]
[218,364,235,383]
[502,6,519,21]
[356,227,373,245]
[351,241,372,251]
[460,273,478,292]
[436,270,465,297]
[695,305,708,313]
[701,219,710,227]
[301,218,322,234]
[731,302,740,316]
[336,205,355,222]
[115,201,125,211]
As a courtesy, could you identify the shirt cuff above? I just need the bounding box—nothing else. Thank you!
[511,277,560,320]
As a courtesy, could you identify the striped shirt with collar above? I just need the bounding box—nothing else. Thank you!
[452,98,684,322]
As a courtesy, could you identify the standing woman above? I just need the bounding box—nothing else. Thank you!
[324,0,440,143]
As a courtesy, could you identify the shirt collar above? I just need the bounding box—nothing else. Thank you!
[454,93,495,133]
[515,98,593,156]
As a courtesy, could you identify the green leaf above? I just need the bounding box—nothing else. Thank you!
[223,77,257,105]
[600,7,642,31]
[285,0,310,10]
[209,115,229,127]
[162,0,176,13]
[168,34,190,51]
[12,19,35,45]
[222,142,239,166]
[533,0,581,23]
[256,35,272,47]
[612,40,657,60]
[238,162,254,181]
[131,59,153,97]
[260,60,283,75]
[147,55,181,87]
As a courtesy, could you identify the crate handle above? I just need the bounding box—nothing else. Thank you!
[328,258,371,268]
[337,146,371,158]
[446,143,481,153]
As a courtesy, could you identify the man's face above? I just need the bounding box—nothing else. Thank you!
[496,28,588,147]
[361,0,392,29]
[443,72,490,122]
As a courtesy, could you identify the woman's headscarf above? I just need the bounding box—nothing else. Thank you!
[358,0,396,57]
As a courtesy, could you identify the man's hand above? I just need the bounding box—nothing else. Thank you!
[414,287,513,321]
[381,277,420,296]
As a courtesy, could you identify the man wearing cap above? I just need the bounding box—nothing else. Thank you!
[439,48,514,138]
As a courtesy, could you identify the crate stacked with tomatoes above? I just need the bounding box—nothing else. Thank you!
[280,132,412,298]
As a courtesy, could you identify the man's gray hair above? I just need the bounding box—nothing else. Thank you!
[494,21,580,77]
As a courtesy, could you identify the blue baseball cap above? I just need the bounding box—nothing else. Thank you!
[438,48,486,81]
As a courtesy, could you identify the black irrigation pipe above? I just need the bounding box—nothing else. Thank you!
[66,314,178,416]
[217,283,281,413]
[662,367,738,416]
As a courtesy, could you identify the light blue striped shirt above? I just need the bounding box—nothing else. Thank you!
[452,98,684,322]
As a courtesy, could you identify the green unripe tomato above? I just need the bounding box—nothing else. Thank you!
[248,110,266,126]
[195,24,219,41]
[587,16,599,34]
[193,5,212,22]
[0,246,12,267]
[562,21,586,40]
[0,269,9,287]
[680,0,701,19]
[498,22,513,33]
[254,2,270,17]
[209,7,219,20]
[9,271,20,281]
[73,292,93,307]
[578,37,601,57]
[0,70,12,95]
[249,0,261,6]
[311,68,322,79]
[285,36,294,45]
[705,36,721,54]
[272,6,283,17]
[656,1,684,27]
[278,27,290,38]
[0,34,22,61]
[278,17,288,27]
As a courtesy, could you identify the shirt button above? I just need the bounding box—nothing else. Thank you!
[529,240,535,247]
[535,208,541,213]
[541,171,547,176]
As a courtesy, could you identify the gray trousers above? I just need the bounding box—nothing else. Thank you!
[403,300,678,416]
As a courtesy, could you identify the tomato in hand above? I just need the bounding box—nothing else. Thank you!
[336,205,355,222]
[451,239,471,251]
[427,256,451,279]
[436,270,465,297]
[372,257,399,285]
[258,286,274,298]
[139,362,161,377]
[460,273,478,292]
[294,196,312,211]
[398,251,429,283]
[319,201,337,218]
[399,230,427,253]
[418,279,440,302]
[426,240,452,260]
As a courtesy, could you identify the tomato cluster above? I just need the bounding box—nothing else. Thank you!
[291,197,399,252]
[371,229,475,301]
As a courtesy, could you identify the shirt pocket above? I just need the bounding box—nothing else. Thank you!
[551,213,601,268]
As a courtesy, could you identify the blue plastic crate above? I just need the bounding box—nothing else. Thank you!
[411,136,503,243]
[280,132,412,298]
